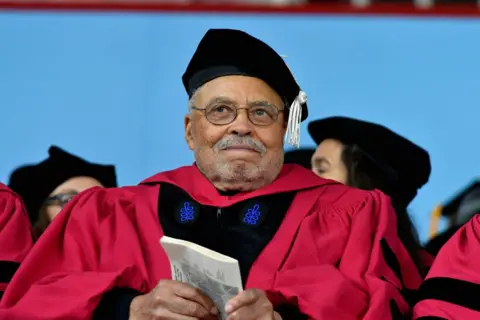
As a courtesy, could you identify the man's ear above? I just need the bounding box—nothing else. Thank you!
[184,114,195,150]
[282,115,288,139]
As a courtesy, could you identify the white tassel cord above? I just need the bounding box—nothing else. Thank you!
[285,90,307,148]
[281,55,308,148]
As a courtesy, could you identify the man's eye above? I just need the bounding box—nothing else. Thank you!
[212,105,233,113]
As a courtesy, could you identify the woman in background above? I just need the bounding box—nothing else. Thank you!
[308,116,432,278]
[8,145,117,239]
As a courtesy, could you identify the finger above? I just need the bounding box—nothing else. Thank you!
[166,296,211,318]
[173,284,218,315]
[226,304,266,320]
[260,311,280,320]
[151,306,202,320]
[225,289,260,314]
[272,311,282,320]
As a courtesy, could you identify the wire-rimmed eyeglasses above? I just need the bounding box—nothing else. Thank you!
[191,102,284,126]
[44,191,78,208]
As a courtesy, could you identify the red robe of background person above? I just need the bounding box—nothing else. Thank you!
[414,214,480,319]
[1,165,421,319]
[0,183,33,300]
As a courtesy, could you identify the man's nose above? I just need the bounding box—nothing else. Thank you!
[228,109,252,136]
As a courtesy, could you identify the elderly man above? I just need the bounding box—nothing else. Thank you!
[1,29,418,320]
[0,183,33,301]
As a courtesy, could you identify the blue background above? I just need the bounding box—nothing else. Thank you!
[1,12,479,241]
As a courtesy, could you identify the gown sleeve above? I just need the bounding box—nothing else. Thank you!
[413,214,480,319]
[0,185,34,300]
[269,189,422,319]
[0,187,153,320]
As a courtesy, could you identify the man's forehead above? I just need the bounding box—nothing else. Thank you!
[197,75,280,96]
[204,96,281,108]
[194,88,285,111]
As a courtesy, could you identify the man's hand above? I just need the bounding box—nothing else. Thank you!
[129,280,218,320]
[225,289,281,320]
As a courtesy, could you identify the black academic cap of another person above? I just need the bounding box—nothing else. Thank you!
[8,146,117,224]
[284,148,315,169]
[441,180,480,223]
[182,29,308,147]
[308,116,431,206]
[425,180,480,255]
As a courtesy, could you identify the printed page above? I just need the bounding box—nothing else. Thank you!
[160,236,243,320]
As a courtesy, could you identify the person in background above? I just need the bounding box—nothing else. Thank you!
[8,145,117,239]
[308,116,432,280]
[412,181,480,319]
[424,181,480,256]
[0,183,33,301]
[1,29,419,320]
[283,148,315,169]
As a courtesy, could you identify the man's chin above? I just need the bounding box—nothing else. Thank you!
[219,149,261,161]
[219,160,257,172]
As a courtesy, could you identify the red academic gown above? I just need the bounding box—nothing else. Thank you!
[0,183,33,299]
[0,164,421,319]
[414,214,480,319]
[420,250,435,270]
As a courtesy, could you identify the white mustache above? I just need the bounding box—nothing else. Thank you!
[214,136,266,155]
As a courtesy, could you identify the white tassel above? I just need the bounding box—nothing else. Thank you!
[285,90,307,148]
[281,54,307,148]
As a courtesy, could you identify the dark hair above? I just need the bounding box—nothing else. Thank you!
[32,205,51,240]
[341,144,425,276]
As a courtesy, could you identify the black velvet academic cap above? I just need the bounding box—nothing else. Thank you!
[308,116,431,206]
[182,29,308,121]
[284,148,315,169]
[8,146,117,224]
[440,180,480,224]
[425,180,480,255]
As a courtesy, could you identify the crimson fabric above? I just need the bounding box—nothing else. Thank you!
[419,250,435,269]
[0,183,33,298]
[1,165,421,319]
[414,214,480,319]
